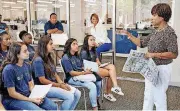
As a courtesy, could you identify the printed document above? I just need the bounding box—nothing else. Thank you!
[29,84,52,98]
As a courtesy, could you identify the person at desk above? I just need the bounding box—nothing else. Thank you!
[120,3,178,110]
[0,15,8,32]
[44,13,64,35]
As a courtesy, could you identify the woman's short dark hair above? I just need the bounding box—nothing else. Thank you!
[151,3,172,22]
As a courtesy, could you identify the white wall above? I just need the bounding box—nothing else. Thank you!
[170,0,180,87]
[0,0,2,15]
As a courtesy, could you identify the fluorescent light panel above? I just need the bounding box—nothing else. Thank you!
[37,0,52,4]
[2,1,16,4]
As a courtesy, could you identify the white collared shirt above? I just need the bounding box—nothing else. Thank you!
[90,22,111,44]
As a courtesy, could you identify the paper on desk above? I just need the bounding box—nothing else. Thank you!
[29,84,52,98]
[83,59,98,72]
[51,33,68,45]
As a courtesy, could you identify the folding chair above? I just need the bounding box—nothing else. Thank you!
[100,50,115,64]
[49,98,62,110]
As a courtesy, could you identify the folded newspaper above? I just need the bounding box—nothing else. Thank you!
[122,50,159,86]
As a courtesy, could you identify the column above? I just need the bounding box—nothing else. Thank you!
[170,0,180,86]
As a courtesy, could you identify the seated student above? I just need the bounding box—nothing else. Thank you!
[19,30,35,61]
[1,42,57,110]
[32,35,81,110]
[0,31,11,67]
[81,35,124,102]
[61,38,102,110]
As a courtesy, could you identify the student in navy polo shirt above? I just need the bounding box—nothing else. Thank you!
[1,42,57,110]
[44,13,64,35]
[19,30,35,62]
[61,38,102,110]
[81,35,124,102]
[0,15,8,32]
[32,35,81,110]
[0,31,11,67]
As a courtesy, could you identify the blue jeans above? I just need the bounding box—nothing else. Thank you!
[96,43,112,57]
[68,78,102,107]
[46,87,81,110]
[2,97,57,110]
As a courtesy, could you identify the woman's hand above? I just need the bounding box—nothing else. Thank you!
[30,98,43,105]
[59,83,71,91]
[145,52,155,59]
[84,68,92,74]
[117,30,131,37]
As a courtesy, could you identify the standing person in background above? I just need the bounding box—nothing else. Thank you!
[120,3,178,110]
[19,30,35,62]
[0,15,8,32]
[89,13,111,57]
[44,13,64,35]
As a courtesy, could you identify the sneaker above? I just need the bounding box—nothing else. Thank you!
[104,93,116,102]
[111,86,124,96]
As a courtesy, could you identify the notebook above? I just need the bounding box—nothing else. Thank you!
[83,59,98,72]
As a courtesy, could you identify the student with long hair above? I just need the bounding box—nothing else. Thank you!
[61,38,102,110]
[19,30,35,61]
[1,42,57,110]
[81,35,124,102]
[32,35,81,110]
[0,31,11,67]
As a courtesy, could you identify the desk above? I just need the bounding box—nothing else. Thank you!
[54,47,64,66]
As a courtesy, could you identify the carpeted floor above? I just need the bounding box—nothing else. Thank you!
[58,56,180,110]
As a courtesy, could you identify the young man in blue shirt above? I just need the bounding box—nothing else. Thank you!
[44,13,64,35]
